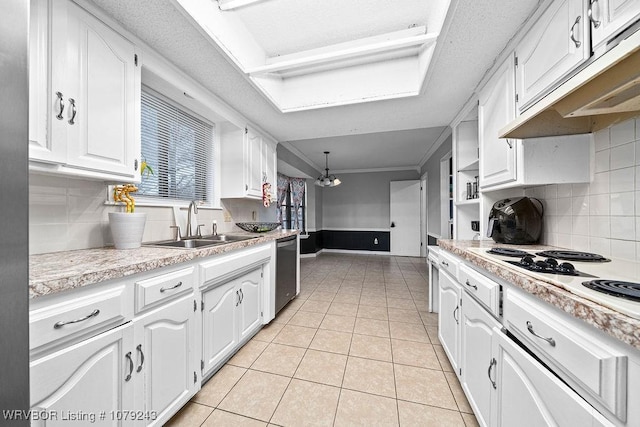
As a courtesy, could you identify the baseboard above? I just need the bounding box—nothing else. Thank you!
[321,249,391,256]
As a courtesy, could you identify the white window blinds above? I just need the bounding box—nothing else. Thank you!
[140,88,213,202]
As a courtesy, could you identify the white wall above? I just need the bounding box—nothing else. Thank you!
[29,174,273,254]
[321,170,420,230]
[421,135,452,237]
[524,117,640,262]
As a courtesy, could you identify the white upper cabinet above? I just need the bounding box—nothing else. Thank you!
[479,56,518,188]
[29,0,141,181]
[590,0,640,51]
[515,0,590,114]
[220,123,277,200]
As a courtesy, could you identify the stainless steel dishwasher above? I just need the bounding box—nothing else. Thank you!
[275,235,297,314]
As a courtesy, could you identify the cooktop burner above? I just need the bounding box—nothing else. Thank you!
[536,250,610,262]
[487,248,533,257]
[505,256,595,277]
[583,280,640,302]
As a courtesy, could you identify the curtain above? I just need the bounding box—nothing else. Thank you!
[290,177,306,230]
[276,173,290,223]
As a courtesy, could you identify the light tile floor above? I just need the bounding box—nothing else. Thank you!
[167,253,480,427]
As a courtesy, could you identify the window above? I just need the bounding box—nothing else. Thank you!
[277,175,306,232]
[139,87,213,202]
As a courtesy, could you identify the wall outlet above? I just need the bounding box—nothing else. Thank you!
[374,237,379,245]
[223,210,232,222]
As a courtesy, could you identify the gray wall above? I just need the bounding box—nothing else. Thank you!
[322,170,420,229]
[421,135,452,237]
[0,0,30,419]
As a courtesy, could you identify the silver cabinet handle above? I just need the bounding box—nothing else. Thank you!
[465,279,478,291]
[236,290,240,307]
[160,281,182,293]
[68,98,77,125]
[505,139,513,149]
[588,0,601,28]
[124,352,133,382]
[55,91,65,120]
[239,289,244,304]
[488,358,497,389]
[441,261,449,267]
[136,344,144,373]
[53,309,100,329]
[453,305,459,324]
[526,321,556,347]
[570,16,582,48]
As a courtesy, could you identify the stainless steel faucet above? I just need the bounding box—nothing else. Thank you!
[212,220,218,236]
[186,201,199,238]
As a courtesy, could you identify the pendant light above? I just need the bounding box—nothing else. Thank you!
[315,151,341,187]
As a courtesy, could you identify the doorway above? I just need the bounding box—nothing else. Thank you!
[390,180,421,256]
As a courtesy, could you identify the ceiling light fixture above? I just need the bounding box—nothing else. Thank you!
[315,151,341,187]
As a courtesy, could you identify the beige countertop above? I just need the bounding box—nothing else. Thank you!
[29,230,298,299]
[437,239,640,352]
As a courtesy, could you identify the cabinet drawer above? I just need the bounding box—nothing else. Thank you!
[504,288,627,420]
[459,264,500,316]
[135,266,195,313]
[30,282,132,353]
[438,250,460,280]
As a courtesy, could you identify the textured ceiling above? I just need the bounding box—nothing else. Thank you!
[89,0,539,171]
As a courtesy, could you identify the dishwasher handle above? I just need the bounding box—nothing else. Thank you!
[277,238,296,248]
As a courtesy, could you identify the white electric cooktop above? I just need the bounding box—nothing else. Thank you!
[467,247,640,320]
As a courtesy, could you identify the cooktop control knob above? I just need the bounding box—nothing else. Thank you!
[520,256,534,266]
[558,262,575,273]
[545,258,558,267]
[535,260,549,269]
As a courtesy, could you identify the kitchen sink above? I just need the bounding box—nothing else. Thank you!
[202,234,257,242]
[146,234,257,249]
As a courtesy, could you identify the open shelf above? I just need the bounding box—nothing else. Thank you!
[456,198,480,206]
[458,159,479,172]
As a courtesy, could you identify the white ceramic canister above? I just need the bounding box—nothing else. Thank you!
[108,212,147,249]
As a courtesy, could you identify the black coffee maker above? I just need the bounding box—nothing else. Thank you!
[487,197,544,244]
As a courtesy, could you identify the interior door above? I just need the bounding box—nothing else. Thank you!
[390,180,421,256]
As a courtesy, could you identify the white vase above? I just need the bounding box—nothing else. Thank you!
[109,212,147,249]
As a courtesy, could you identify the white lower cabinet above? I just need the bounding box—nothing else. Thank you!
[132,294,198,426]
[202,267,263,378]
[30,322,134,426]
[491,330,610,427]
[438,269,462,375]
[460,292,501,427]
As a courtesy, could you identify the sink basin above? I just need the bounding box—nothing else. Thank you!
[146,239,225,249]
[146,234,257,249]
[203,234,257,242]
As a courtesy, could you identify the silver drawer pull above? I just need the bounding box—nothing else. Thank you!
[55,91,65,119]
[588,0,601,29]
[67,98,77,125]
[160,281,183,293]
[453,305,459,324]
[136,344,145,373]
[526,321,556,347]
[53,309,100,329]
[488,358,497,389]
[465,279,477,290]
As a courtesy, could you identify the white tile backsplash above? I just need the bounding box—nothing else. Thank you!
[28,174,274,254]
[531,118,640,261]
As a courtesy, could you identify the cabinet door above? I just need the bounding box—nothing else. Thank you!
[246,128,263,197]
[515,0,589,112]
[202,281,238,376]
[479,57,517,188]
[460,292,500,427]
[238,268,263,341]
[134,294,197,426]
[438,270,461,374]
[30,323,134,426]
[263,140,277,197]
[64,0,139,178]
[491,330,602,427]
[591,0,640,50]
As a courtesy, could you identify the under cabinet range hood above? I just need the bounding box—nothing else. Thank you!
[501,25,640,139]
